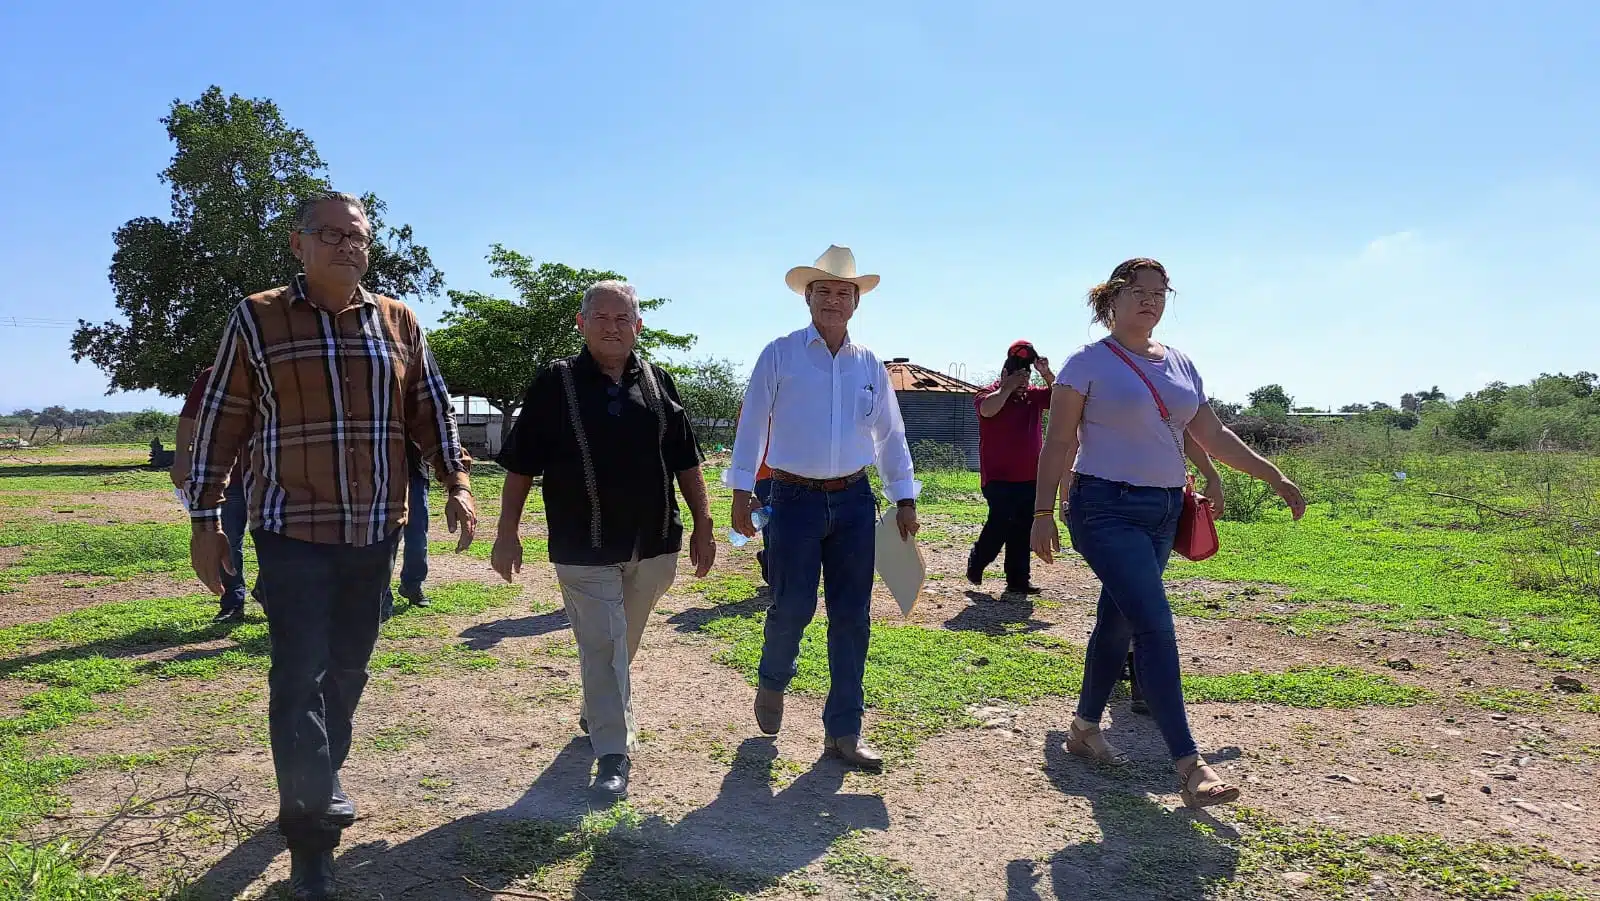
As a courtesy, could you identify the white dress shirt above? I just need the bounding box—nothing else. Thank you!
[725,323,921,502]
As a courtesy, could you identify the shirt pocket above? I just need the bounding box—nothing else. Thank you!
[853,382,879,424]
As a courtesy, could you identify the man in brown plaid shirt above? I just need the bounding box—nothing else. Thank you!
[185,191,475,901]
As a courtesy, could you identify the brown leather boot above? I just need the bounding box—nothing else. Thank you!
[823,735,884,772]
[754,687,784,735]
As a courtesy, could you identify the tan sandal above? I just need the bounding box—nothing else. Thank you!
[1178,757,1241,809]
[1064,718,1129,767]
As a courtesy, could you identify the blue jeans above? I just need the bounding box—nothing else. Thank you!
[381,474,430,619]
[753,477,772,584]
[219,480,248,613]
[254,528,398,851]
[758,478,877,738]
[400,473,429,592]
[1066,474,1198,761]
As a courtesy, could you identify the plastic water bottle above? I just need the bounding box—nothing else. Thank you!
[728,506,770,547]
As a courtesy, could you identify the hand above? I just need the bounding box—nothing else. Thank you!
[895,503,919,541]
[490,528,523,583]
[1272,476,1307,521]
[1201,478,1225,519]
[190,526,235,595]
[689,520,716,577]
[1033,356,1050,376]
[1030,514,1060,564]
[445,489,477,552]
[1003,368,1030,390]
[731,490,757,539]
[168,469,185,491]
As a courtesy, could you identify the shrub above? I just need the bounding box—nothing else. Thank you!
[910,439,967,472]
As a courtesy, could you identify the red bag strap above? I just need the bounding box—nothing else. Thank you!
[1100,339,1170,421]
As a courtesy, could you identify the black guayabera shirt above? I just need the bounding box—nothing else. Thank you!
[497,348,704,566]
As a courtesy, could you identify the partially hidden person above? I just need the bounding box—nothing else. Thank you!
[172,365,252,623]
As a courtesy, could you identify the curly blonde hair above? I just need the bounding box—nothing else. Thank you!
[1087,258,1169,328]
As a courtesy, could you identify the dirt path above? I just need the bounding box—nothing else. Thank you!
[14,499,1600,899]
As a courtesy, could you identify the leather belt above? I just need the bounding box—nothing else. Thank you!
[770,468,867,492]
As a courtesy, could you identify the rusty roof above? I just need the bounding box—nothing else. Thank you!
[885,360,982,394]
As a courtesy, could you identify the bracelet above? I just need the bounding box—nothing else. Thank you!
[1033,510,1054,519]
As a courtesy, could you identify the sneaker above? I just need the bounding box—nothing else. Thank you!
[212,608,245,624]
[399,585,431,608]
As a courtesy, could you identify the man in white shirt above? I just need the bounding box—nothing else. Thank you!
[728,246,920,772]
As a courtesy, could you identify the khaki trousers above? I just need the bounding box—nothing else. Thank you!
[554,552,679,757]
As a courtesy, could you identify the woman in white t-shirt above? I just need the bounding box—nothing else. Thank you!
[1030,258,1306,808]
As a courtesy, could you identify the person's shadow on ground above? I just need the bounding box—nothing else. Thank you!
[1005,730,1241,901]
[944,590,1052,635]
[183,736,889,899]
[459,609,570,650]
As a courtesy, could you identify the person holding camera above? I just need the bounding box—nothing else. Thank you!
[968,340,1054,595]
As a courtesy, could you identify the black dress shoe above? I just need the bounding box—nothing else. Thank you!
[400,585,431,608]
[579,715,589,735]
[593,754,630,800]
[324,773,356,827]
[288,849,336,901]
[1130,679,1150,716]
[1005,584,1043,596]
[965,561,983,586]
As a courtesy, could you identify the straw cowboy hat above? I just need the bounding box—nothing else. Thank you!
[785,245,880,296]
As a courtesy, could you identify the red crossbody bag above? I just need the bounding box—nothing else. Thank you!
[1100,339,1220,562]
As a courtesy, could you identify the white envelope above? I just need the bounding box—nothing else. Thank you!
[874,508,925,618]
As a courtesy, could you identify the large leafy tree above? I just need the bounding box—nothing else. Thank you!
[71,86,443,397]
[429,245,695,443]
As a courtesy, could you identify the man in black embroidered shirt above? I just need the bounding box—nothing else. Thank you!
[491,280,714,801]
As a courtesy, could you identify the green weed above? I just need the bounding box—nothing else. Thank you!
[0,522,198,589]
[1232,807,1589,899]
[822,832,935,900]
[699,614,1422,754]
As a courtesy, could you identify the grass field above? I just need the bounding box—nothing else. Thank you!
[0,446,1595,900]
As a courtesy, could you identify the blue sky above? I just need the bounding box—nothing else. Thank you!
[1,1,1596,413]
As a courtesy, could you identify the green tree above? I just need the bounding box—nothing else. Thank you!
[428,245,696,443]
[71,86,443,398]
[1247,384,1293,414]
[670,358,746,449]
[127,410,178,440]
[31,406,70,443]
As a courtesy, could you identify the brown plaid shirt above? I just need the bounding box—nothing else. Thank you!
[187,274,471,546]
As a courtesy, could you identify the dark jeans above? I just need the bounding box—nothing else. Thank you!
[219,480,248,613]
[969,479,1035,589]
[254,528,398,851]
[1066,474,1198,761]
[753,477,772,584]
[758,478,877,738]
[382,473,430,619]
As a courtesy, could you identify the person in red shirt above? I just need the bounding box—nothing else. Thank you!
[968,341,1055,594]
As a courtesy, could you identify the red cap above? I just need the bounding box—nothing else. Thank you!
[1009,340,1035,355]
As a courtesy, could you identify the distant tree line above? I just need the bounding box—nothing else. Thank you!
[1218,372,1600,452]
[1,408,176,445]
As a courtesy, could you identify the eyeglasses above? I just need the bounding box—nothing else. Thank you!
[1124,287,1173,304]
[606,384,622,417]
[298,227,374,250]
